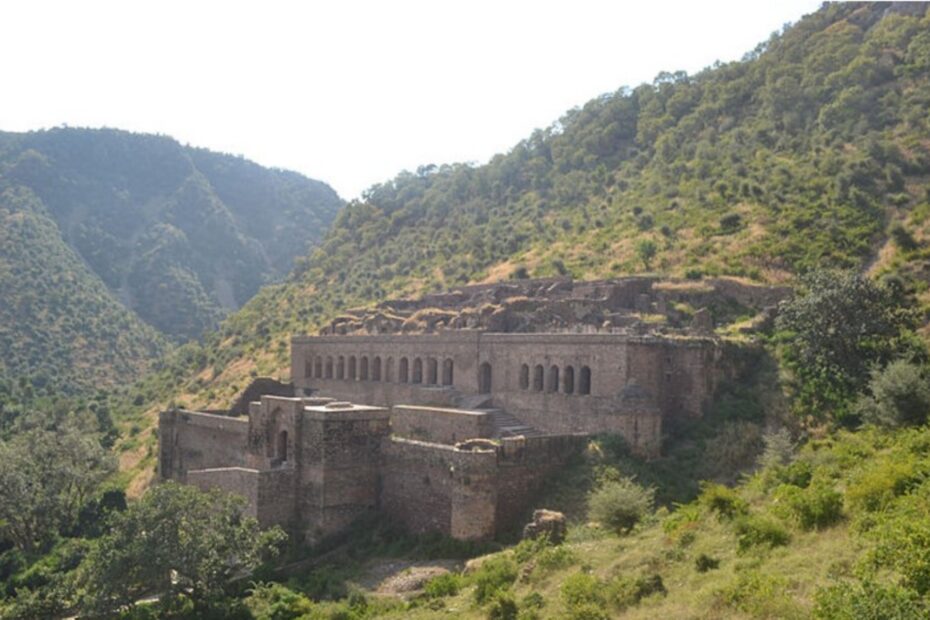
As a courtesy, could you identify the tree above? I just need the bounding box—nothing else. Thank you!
[0,421,115,552]
[588,477,655,533]
[636,239,658,271]
[856,360,930,428]
[775,271,917,421]
[75,482,286,616]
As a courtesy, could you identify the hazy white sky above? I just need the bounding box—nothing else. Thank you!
[1,0,821,199]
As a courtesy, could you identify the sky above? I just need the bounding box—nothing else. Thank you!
[1,0,822,200]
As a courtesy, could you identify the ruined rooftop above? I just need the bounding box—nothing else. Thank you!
[319,276,789,337]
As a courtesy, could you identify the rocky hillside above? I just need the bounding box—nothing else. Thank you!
[117,3,930,483]
[0,128,342,393]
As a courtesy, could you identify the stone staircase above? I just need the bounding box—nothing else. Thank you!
[486,409,544,438]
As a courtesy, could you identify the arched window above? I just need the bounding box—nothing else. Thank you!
[479,362,492,394]
[412,358,423,384]
[519,364,530,390]
[348,356,357,380]
[385,357,394,382]
[427,358,438,385]
[360,356,369,380]
[399,357,409,383]
[372,356,382,381]
[579,366,592,395]
[564,365,575,394]
[337,356,345,380]
[277,430,288,462]
[547,366,560,393]
[442,358,454,386]
[533,365,544,392]
[304,359,312,378]
[314,357,323,378]
[325,357,334,379]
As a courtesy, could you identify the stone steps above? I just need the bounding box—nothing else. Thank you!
[486,409,545,438]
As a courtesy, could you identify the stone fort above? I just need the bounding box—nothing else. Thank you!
[160,276,783,543]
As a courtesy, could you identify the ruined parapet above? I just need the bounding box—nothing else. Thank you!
[158,409,249,483]
[391,405,494,444]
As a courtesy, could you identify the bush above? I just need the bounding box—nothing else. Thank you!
[719,212,742,231]
[487,590,518,620]
[245,582,314,620]
[561,572,604,608]
[472,556,518,604]
[846,454,924,514]
[423,572,462,599]
[814,579,927,619]
[698,483,748,520]
[606,573,667,609]
[775,482,844,530]
[734,515,790,552]
[858,361,930,428]
[695,554,720,572]
[588,478,655,533]
[772,460,813,489]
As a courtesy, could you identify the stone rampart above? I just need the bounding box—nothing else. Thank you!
[391,405,493,444]
[159,409,249,483]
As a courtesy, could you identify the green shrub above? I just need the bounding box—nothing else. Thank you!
[695,554,720,572]
[588,477,655,533]
[775,481,844,530]
[858,361,930,428]
[487,590,518,620]
[423,572,462,599]
[699,482,749,520]
[846,454,924,514]
[734,515,790,552]
[565,602,610,620]
[472,556,518,604]
[814,579,927,619]
[245,582,314,620]
[606,573,667,609]
[561,572,604,608]
[773,460,813,489]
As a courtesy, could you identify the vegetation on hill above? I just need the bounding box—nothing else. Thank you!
[0,127,342,392]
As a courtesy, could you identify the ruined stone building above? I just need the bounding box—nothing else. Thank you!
[160,277,781,542]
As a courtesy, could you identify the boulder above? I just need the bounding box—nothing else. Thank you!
[522,509,567,544]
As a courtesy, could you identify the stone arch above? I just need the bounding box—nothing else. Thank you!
[277,429,288,462]
[427,358,438,385]
[360,356,369,380]
[519,364,530,390]
[533,364,544,392]
[348,356,357,380]
[547,365,560,393]
[385,357,394,382]
[412,358,423,384]
[442,358,454,386]
[579,366,592,395]
[326,356,334,379]
[479,361,493,394]
[564,365,575,394]
[337,356,345,380]
[314,356,323,379]
[372,356,382,381]
[399,357,409,383]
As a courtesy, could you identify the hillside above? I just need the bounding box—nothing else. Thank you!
[119,0,930,433]
[0,128,342,392]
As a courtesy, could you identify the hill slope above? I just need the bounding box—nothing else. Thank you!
[118,2,930,477]
[0,128,342,342]
[0,128,342,392]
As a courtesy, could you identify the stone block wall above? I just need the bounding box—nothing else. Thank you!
[391,405,493,444]
[159,409,249,482]
[187,466,296,529]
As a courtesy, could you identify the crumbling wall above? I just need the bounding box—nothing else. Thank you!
[380,438,498,540]
[187,466,296,529]
[391,405,493,444]
[159,409,249,482]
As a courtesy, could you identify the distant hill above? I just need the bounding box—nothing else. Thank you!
[0,128,342,393]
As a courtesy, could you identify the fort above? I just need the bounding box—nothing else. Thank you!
[159,276,784,542]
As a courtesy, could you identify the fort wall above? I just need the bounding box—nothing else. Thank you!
[159,410,249,482]
[391,405,493,444]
